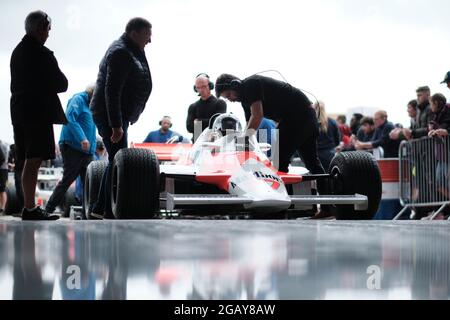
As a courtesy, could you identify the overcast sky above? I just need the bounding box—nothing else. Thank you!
[1,0,449,144]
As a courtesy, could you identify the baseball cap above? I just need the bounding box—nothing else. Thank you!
[441,71,450,84]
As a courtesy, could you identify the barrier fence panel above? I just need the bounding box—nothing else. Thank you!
[395,136,450,220]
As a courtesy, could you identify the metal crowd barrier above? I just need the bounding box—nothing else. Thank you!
[394,136,450,220]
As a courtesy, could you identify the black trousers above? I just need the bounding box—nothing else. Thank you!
[46,144,93,212]
[278,117,329,206]
[91,120,129,218]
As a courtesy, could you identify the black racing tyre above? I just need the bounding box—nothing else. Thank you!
[84,161,108,219]
[329,151,382,220]
[5,184,21,215]
[111,148,160,219]
[62,185,80,218]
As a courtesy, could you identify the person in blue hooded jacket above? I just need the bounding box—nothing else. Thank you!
[45,85,97,214]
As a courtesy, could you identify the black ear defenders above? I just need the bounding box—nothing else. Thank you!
[193,73,215,93]
[159,116,173,128]
[215,78,242,94]
[229,79,242,89]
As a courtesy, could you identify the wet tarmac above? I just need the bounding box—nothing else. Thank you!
[0,217,449,300]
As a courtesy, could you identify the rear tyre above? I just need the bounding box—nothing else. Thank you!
[329,151,382,220]
[83,161,108,219]
[111,149,160,219]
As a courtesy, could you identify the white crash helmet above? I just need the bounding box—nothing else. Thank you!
[211,113,243,136]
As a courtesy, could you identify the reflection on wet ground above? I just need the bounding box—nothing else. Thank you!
[0,218,449,300]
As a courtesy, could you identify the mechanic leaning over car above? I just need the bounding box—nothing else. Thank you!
[89,17,153,220]
[186,74,227,142]
[45,85,97,217]
[10,11,68,221]
[215,74,331,218]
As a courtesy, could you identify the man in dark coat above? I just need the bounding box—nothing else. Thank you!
[10,10,68,220]
[89,17,153,219]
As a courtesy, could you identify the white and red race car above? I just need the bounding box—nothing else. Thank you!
[84,114,382,220]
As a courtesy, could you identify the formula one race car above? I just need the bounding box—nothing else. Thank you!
[84,114,382,220]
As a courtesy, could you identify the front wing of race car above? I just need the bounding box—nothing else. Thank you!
[159,163,369,212]
[162,193,368,211]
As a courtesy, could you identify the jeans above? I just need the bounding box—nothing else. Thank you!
[91,120,129,218]
[46,144,93,212]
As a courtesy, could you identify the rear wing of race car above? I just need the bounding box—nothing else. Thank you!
[131,143,193,162]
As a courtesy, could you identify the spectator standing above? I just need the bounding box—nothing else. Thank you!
[10,11,68,220]
[390,100,419,141]
[314,101,340,170]
[45,85,97,214]
[90,18,153,219]
[428,93,450,138]
[411,86,433,139]
[428,93,450,205]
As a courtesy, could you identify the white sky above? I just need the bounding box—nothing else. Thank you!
[1,0,449,144]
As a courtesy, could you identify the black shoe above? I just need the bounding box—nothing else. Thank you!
[22,207,60,221]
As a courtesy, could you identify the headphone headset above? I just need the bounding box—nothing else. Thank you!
[193,73,215,94]
[159,116,173,128]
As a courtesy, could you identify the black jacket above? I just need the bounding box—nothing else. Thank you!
[10,35,68,126]
[186,96,227,133]
[371,121,400,158]
[430,104,450,131]
[317,118,341,151]
[91,34,152,128]
[412,102,433,139]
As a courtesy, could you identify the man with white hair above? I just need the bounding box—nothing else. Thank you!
[186,74,227,142]
[45,85,97,216]
[10,10,68,220]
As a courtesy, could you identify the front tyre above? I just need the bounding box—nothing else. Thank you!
[329,151,382,220]
[111,148,160,219]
